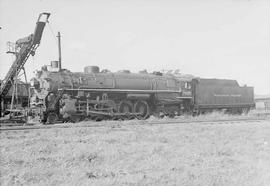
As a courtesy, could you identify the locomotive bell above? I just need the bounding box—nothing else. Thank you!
[84,66,100,74]
[117,70,130,73]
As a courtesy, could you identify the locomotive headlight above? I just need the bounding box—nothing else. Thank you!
[30,79,35,87]
[30,78,40,89]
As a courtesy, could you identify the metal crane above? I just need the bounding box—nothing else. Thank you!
[0,13,50,118]
[0,13,50,98]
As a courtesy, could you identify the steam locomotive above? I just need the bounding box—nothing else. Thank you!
[30,65,191,123]
[29,65,255,124]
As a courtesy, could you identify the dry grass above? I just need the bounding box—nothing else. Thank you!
[144,109,270,124]
[1,119,270,186]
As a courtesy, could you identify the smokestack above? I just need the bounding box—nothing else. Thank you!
[57,32,62,71]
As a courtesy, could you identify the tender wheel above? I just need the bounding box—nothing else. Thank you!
[70,115,82,123]
[134,101,150,120]
[168,112,175,118]
[46,112,59,124]
[242,107,250,115]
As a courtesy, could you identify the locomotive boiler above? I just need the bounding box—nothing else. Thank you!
[30,65,187,123]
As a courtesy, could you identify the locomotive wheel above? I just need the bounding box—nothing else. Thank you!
[134,101,150,120]
[70,115,82,123]
[119,101,133,114]
[164,107,176,118]
[46,112,59,124]
[242,107,250,115]
[168,112,175,118]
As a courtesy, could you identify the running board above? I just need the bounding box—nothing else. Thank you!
[87,110,141,117]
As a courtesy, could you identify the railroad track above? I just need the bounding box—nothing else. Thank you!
[0,117,269,131]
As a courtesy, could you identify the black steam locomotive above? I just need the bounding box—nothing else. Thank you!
[29,65,255,123]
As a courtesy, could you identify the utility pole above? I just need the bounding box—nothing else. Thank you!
[57,32,62,71]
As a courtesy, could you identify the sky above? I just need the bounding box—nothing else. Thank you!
[0,0,270,95]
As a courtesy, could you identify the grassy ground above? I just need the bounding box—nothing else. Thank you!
[1,118,270,185]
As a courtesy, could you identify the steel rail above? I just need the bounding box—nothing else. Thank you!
[0,117,268,131]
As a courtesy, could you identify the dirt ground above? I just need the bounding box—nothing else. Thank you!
[1,119,270,186]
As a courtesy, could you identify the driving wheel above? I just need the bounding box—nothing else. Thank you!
[119,100,133,119]
[134,100,150,120]
[46,112,59,124]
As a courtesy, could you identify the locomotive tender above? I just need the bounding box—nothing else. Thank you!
[29,64,255,124]
[191,78,255,114]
